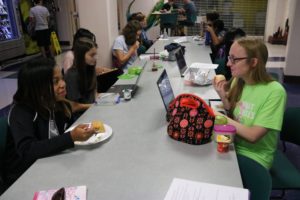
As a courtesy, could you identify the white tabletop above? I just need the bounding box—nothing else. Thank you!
[1,37,243,200]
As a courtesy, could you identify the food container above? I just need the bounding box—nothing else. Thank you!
[214,124,236,153]
[217,142,229,153]
[213,124,236,143]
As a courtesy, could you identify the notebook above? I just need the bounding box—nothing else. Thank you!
[106,61,147,98]
[33,185,87,200]
[157,69,175,111]
[175,49,218,77]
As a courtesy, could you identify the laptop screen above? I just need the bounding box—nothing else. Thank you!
[175,49,187,77]
[157,70,175,111]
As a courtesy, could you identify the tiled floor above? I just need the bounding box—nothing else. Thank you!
[0,56,300,199]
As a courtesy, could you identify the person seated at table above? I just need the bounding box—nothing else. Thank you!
[213,37,286,171]
[62,28,112,75]
[160,0,178,12]
[64,38,98,118]
[177,0,197,35]
[221,28,246,80]
[112,20,142,71]
[2,58,96,191]
[207,19,227,64]
[204,12,220,45]
[128,12,153,55]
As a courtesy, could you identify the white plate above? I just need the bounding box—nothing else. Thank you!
[67,123,112,146]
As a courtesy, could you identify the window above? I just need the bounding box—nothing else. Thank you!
[175,0,268,36]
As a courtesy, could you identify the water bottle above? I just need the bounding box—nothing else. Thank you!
[205,31,211,45]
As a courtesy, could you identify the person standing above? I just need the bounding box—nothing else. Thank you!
[29,0,54,58]
[178,0,197,35]
[161,0,179,12]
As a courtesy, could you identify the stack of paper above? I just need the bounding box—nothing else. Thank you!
[164,178,249,200]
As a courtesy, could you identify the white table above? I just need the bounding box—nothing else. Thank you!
[1,37,243,200]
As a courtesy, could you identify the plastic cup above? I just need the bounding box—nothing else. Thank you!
[122,89,132,101]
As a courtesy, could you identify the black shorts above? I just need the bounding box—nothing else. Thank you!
[35,29,51,47]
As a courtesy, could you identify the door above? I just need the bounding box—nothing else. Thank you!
[55,0,79,46]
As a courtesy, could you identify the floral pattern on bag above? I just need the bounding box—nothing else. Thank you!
[167,94,215,145]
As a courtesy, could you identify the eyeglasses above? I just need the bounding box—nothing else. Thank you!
[227,56,248,64]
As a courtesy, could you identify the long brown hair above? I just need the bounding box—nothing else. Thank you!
[73,37,97,98]
[122,20,142,46]
[227,38,274,114]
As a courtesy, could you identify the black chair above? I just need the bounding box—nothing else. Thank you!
[0,117,8,194]
[270,107,300,199]
[160,13,178,36]
[237,154,272,200]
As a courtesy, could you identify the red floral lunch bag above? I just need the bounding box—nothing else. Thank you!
[167,93,215,145]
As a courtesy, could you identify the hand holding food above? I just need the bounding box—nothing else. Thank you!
[70,124,96,142]
[214,74,226,84]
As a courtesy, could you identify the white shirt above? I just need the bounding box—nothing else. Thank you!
[30,5,50,30]
[112,35,137,69]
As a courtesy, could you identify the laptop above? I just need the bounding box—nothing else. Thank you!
[175,49,218,77]
[97,68,122,93]
[156,69,175,111]
[106,61,147,98]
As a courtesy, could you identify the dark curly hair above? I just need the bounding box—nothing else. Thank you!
[122,20,142,46]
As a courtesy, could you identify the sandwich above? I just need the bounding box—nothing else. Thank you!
[91,120,106,133]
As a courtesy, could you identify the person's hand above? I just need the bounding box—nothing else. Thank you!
[133,41,140,49]
[96,66,114,75]
[130,41,140,56]
[70,124,96,142]
[178,8,185,14]
[213,109,226,117]
[213,79,227,99]
[206,25,213,33]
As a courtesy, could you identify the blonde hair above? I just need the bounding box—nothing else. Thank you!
[227,37,274,114]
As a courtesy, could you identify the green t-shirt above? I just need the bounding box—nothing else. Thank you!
[233,81,287,169]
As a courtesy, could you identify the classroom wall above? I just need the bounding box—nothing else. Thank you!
[120,0,161,40]
[265,0,300,77]
[264,0,288,41]
[284,0,300,76]
[76,0,118,67]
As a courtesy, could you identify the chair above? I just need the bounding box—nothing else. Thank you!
[237,154,272,200]
[270,107,300,199]
[0,117,8,194]
[269,72,279,81]
[160,13,178,36]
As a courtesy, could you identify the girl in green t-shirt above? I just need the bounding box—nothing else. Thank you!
[213,37,286,169]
